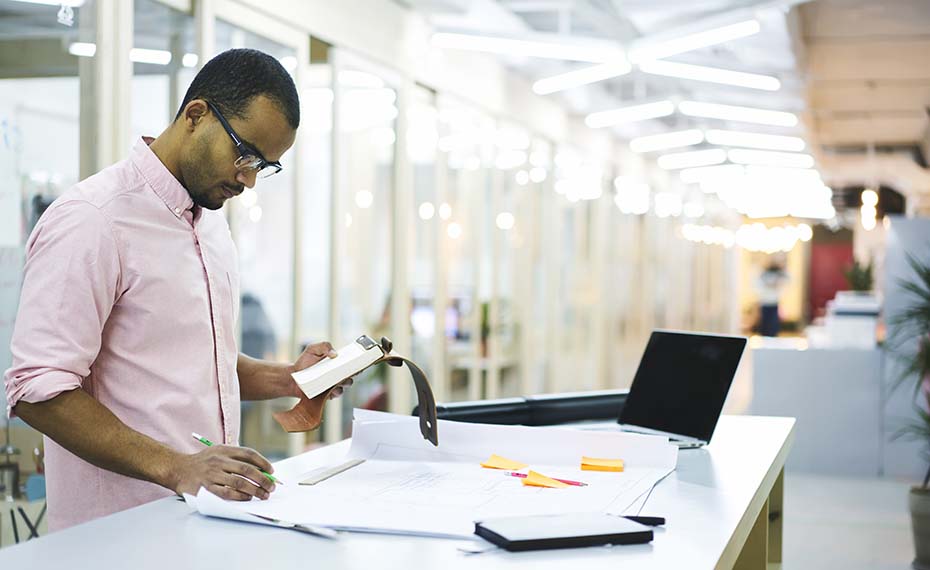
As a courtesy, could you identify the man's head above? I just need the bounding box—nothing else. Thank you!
[173,48,299,210]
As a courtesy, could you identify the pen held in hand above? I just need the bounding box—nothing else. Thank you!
[191,432,283,485]
[504,471,587,487]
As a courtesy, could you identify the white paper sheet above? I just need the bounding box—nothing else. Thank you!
[188,410,677,538]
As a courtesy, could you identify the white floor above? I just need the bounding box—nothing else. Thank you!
[782,472,915,569]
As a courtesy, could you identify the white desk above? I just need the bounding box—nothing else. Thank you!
[0,415,794,570]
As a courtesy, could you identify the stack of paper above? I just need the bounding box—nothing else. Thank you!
[186,409,678,539]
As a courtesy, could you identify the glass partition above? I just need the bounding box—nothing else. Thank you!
[408,86,439,384]
[333,52,397,434]
[298,54,333,352]
[215,19,298,456]
[216,19,297,362]
[131,0,195,146]
[437,99,494,400]
[0,0,95,402]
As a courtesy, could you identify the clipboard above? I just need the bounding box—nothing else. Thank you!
[272,335,439,446]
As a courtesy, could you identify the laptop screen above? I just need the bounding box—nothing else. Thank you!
[618,331,746,443]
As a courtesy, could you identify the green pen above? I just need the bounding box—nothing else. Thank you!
[191,432,283,486]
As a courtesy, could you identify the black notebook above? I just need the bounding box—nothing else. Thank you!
[474,512,654,552]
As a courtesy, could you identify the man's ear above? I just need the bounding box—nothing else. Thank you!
[182,99,209,131]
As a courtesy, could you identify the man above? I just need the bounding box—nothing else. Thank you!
[3,49,349,530]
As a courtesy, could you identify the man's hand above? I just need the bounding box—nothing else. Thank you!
[170,445,276,501]
[291,341,355,400]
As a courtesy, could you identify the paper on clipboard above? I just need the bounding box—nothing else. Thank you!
[291,336,383,399]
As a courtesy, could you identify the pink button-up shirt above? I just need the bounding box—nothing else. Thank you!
[4,137,241,531]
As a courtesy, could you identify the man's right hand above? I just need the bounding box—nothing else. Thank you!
[170,445,276,501]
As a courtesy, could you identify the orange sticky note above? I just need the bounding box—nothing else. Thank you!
[581,456,624,472]
[521,470,570,489]
[480,454,529,470]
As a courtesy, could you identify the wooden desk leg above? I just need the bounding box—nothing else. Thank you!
[734,498,769,570]
[768,468,784,565]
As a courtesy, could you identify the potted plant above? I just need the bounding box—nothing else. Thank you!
[844,258,874,292]
[887,254,930,568]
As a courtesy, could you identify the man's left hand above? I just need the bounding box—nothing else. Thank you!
[290,341,354,400]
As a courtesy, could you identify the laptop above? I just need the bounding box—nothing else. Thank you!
[586,330,747,448]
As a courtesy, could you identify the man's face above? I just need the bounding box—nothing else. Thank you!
[180,96,296,210]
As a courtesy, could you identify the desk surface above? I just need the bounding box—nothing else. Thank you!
[0,415,794,570]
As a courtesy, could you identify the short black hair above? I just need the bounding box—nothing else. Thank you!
[175,48,299,129]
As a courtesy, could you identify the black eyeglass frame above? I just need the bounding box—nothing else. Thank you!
[205,100,282,179]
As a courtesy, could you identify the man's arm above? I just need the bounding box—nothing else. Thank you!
[15,389,276,501]
[238,341,352,401]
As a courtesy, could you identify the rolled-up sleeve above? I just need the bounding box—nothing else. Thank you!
[4,199,122,417]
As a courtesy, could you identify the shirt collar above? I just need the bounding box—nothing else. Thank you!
[131,136,198,220]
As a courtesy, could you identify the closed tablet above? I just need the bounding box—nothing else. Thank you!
[475,512,653,552]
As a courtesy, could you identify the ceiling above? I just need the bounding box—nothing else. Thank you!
[408,0,930,203]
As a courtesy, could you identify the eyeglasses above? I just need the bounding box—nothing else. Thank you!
[206,100,282,179]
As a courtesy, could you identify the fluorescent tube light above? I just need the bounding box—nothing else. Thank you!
[657,148,727,170]
[630,129,704,153]
[680,164,745,184]
[585,101,675,128]
[638,60,780,91]
[728,148,815,169]
[629,19,760,63]
[705,129,805,152]
[130,48,171,65]
[68,42,96,57]
[12,0,84,5]
[678,101,798,127]
[431,32,621,63]
[182,53,199,68]
[533,61,632,95]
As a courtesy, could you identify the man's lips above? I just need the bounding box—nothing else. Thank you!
[221,184,242,199]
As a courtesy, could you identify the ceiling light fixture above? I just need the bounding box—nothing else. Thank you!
[533,61,632,95]
[68,42,96,57]
[12,0,84,5]
[705,129,805,152]
[130,48,172,66]
[727,148,815,169]
[431,32,622,63]
[585,100,675,128]
[657,148,727,170]
[629,19,761,64]
[638,60,780,91]
[678,101,798,127]
[630,129,704,153]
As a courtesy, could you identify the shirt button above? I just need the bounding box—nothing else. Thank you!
[174,207,181,215]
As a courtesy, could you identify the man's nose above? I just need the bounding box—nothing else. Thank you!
[236,169,257,189]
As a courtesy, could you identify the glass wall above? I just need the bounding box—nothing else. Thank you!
[0,0,94,403]
[131,0,195,145]
[407,86,439,384]
[437,98,493,401]
[216,19,297,363]
[333,52,398,434]
[299,47,333,350]
[214,19,299,456]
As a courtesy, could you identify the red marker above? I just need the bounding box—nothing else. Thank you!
[504,472,588,487]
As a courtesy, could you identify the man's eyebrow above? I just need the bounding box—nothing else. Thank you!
[238,137,268,161]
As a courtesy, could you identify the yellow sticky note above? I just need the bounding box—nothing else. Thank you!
[581,456,624,472]
[480,454,529,470]
[521,470,570,489]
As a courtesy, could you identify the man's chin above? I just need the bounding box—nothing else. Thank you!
[200,200,225,211]
[190,194,225,210]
